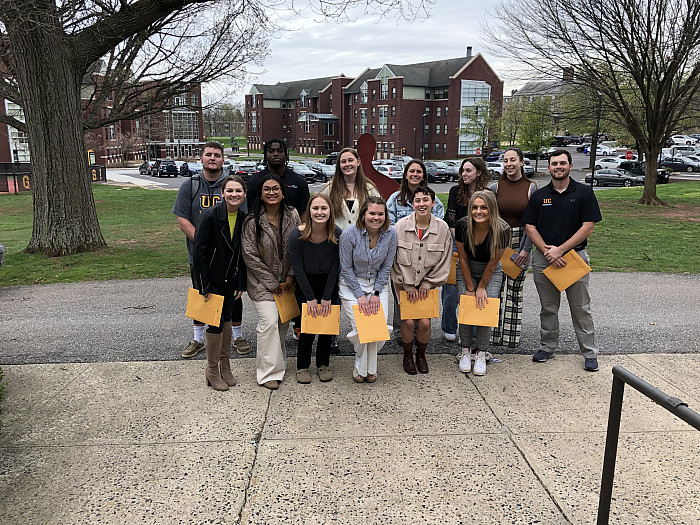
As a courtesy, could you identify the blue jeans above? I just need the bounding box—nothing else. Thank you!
[441,241,459,335]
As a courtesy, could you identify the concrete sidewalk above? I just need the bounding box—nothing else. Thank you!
[1,353,699,524]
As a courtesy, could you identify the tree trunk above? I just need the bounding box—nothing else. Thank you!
[639,145,666,206]
[8,11,106,256]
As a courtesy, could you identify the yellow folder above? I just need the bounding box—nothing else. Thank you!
[542,250,591,292]
[458,294,500,327]
[446,252,459,285]
[500,247,524,280]
[301,304,341,335]
[186,287,224,327]
[274,285,301,324]
[352,304,390,344]
[398,288,440,320]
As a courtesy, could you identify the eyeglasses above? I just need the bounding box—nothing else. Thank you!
[262,186,281,194]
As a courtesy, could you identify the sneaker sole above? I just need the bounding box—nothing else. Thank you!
[532,353,555,363]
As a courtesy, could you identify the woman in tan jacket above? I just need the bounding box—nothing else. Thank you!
[391,186,452,375]
[242,173,301,390]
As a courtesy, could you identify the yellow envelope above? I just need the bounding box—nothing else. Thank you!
[500,247,524,280]
[186,287,224,327]
[542,250,592,292]
[399,289,440,320]
[301,304,341,335]
[458,294,500,327]
[274,285,301,324]
[352,304,390,344]
[447,252,459,285]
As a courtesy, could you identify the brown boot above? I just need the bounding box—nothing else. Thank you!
[205,331,228,391]
[415,341,429,374]
[402,340,417,375]
[219,321,236,387]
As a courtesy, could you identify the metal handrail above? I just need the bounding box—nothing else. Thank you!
[597,365,700,524]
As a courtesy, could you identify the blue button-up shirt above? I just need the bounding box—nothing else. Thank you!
[339,225,398,299]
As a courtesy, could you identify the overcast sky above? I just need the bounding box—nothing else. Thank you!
[230,0,525,103]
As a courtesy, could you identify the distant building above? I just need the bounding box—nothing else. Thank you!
[245,50,503,159]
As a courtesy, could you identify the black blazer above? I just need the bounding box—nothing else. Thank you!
[192,200,246,295]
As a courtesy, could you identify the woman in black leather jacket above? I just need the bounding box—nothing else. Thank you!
[192,175,247,391]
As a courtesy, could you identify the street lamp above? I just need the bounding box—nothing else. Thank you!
[421,113,427,160]
[413,127,417,157]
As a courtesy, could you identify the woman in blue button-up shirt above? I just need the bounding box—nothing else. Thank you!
[339,196,397,383]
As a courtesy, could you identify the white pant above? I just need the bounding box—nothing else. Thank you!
[339,277,390,377]
[252,300,289,384]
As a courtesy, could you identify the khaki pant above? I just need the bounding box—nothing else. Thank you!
[252,300,289,384]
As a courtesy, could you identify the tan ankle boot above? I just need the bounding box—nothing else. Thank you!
[219,321,236,387]
[205,331,228,391]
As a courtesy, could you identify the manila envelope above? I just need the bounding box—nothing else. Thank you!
[458,294,500,327]
[446,252,459,285]
[352,304,390,344]
[301,303,341,335]
[542,250,591,292]
[186,287,224,327]
[274,285,301,324]
[500,247,524,280]
[399,288,440,320]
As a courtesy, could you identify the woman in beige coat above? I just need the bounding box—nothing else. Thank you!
[242,173,301,390]
[391,186,452,375]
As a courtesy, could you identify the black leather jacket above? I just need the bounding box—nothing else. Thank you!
[192,201,246,295]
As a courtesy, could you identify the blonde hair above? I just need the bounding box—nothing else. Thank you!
[327,147,377,219]
[465,190,511,260]
[299,193,338,244]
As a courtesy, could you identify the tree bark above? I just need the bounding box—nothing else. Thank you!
[640,145,666,206]
[7,11,106,256]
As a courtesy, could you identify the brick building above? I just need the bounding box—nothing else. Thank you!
[245,51,503,159]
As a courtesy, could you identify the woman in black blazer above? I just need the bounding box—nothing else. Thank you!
[192,175,247,391]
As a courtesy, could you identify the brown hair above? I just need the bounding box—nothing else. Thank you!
[457,157,490,206]
[220,174,247,194]
[397,159,428,206]
[463,190,511,260]
[299,193,338,244]
[327,147,377,219]
[356,195,389,233]
[202,141,224,155]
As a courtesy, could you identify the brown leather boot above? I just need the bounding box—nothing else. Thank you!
[205,331,228,391]
[415,341,429,374]
[402,340,417,375]
[219,321,236,387]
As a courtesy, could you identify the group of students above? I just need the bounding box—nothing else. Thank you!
[185,138,548,392]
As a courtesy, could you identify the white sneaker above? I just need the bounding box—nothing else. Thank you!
[458,347,472,373]
[473,351,487,376]
[444,332,457,342]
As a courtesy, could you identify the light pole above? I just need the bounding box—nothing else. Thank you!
[421,113,427,160]
[413,127,417,158]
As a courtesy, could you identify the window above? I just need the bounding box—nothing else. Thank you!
[371,107,376,118]
[390,142,395,152]
[354,124,358,133]
[381,84,388,100]
[425,89,431,100]
[391,124,396,135]
[378,106,388,135]
[444,124,448,135]
[424,124,430,134]
[191,93,198,106]
[354,94,358,103]
[371,89,376,100]
[425,106,430,115]
[354,109,358,118]
[444,143,447,153]
[360,82,368,104]
[174,94,187,107]
[445,106,448,117]
[434,88,448,100]
[436,107,441,117]
[391,106,396,116]
[324,122,334,135]
[383,142,388,152]
[436,124,440,135]
[435,143,440,153]
[329,94,333,112]
[392,87,397,99]
[360,109,367,133]
[305,116,310,133]
[371,124,376,134]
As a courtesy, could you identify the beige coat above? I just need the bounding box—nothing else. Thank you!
[391,212,452,291]
[242,206,300,302]
[320,181,381,231]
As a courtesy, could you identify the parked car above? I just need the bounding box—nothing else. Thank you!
[390,155,413,165]
[485,151,505,162]
[423,161,449,183]
[617,161,669,184]
[523,164,535,177]
[443,160,461,181]
[658,155,700,172]
[486,162,504,179]
[669,135,698,146]
[301,161,333,182]
[584,168,644,187]
[317,164,336,182]
[523,150,548,160]
[550,135,580,147]
[177,161,190,177]
[325,152,339,165]
[584,144,617,156]
[153,159,179,177]
[223,159,238,175]
[576,143,591,153]
[594,157,624,170]
[667,145,700,157]
[187,161,204,177]
[138,160,156,175]
[375,165,403,181]
[288,161,317,182]
[233,162,258,181]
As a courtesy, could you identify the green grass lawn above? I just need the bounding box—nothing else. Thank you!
[1,182,698,287]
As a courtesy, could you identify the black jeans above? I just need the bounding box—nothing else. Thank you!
[295,273,339,369]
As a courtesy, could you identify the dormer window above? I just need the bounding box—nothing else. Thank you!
[360,82,368,104]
